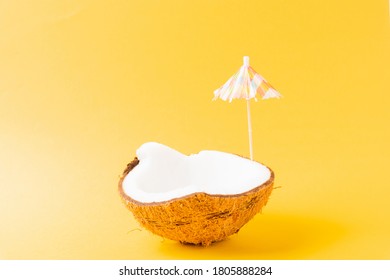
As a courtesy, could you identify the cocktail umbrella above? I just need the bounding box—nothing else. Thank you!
[214,56,281,160]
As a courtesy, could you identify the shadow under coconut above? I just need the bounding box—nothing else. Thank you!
[158,212,346,259]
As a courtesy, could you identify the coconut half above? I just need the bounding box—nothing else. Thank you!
[118,142,274,246]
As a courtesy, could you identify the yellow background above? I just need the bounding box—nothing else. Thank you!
[1,0,389,259]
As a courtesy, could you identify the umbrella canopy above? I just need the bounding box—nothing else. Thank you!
[213,56,281,160]
[214,56,281,102]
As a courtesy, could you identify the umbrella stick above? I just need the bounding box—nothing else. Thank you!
[246,99,253,160]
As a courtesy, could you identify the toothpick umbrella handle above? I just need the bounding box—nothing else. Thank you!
[244,56,253,160]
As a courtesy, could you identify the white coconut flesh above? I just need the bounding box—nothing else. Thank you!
[122,142,271,203]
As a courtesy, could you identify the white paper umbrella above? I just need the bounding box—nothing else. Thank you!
[214,56,281,160]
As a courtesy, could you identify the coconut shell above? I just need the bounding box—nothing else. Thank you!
[118,157,274,246]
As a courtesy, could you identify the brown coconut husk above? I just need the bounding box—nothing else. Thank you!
[118,157,274,246]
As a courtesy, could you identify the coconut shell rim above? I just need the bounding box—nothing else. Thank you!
[118,156,275,206]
